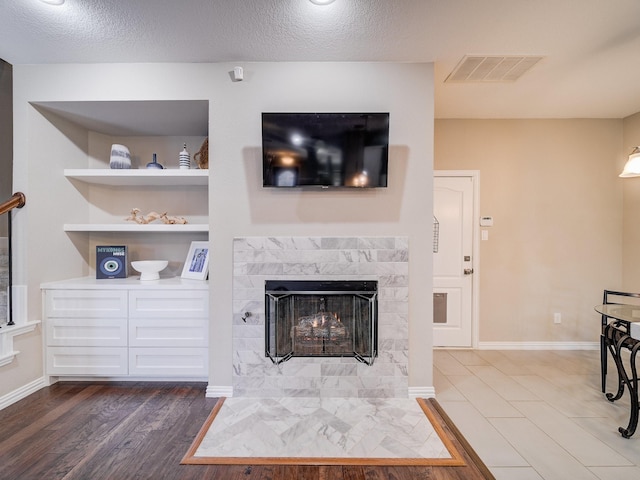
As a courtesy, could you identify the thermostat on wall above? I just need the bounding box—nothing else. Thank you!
[480,216,494,227]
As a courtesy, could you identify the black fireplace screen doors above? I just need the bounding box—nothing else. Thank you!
[265,280,378,366]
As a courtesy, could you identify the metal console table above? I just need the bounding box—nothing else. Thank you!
[595,303,640,438]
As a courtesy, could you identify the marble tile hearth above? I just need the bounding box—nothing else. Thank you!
[192,397,451,460]
[233,236,409,398]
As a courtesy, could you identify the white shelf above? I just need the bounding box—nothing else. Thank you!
[64,223,209,233]
[64,169,208,186]
[41,276,209,290]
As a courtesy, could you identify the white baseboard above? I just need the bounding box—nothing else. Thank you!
[0,376,47,410]
[207,385,434,399]
[477,341,599,350]
[408,386,436,398]
[207,385,233,397]
[49,376,208,383]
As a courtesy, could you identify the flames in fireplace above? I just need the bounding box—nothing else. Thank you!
[293,298,350,354]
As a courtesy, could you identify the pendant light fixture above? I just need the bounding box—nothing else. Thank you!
[309,0,336,4]
[39,0,65,4]
[619,147,640,177]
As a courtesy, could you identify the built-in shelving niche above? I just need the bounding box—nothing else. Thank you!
[33,99,210,279]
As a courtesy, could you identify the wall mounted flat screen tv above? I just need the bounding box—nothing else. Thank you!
[262,112,389,188]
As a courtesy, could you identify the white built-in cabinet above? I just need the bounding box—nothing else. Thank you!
[38,100,210,380]
[42,278,208,379]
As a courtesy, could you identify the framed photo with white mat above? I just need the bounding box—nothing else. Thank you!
[181,241,209,280]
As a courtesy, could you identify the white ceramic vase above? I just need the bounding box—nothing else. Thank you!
[179,143,190,170]
[110,144,131,169]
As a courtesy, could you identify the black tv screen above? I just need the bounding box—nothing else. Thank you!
[262,112,389,188]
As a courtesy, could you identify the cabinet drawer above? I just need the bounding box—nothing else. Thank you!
[128,347,208,376]
[46,317,127,347]
[129,318,208,347]
[47,347,128,375]
[45,290,127,318]
[129,290,208,318]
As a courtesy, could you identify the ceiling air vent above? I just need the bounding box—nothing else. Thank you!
[445,55,544,83]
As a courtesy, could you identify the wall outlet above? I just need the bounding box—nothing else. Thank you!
[553,312,562,324]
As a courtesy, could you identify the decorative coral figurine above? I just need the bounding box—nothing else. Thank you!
[125,208,187,225]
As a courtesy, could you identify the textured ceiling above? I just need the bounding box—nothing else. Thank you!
[2,0,640,119]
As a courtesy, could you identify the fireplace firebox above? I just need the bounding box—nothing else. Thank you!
[265,280,378,365]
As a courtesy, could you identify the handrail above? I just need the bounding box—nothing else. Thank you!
[1,193,24,327]
[0,192,26,216]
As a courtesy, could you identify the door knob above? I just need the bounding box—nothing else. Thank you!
[464,268,474,275]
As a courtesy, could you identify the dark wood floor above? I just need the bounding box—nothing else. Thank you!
[0,382,493,480]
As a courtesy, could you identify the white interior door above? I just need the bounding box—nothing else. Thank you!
[433,175,475,347]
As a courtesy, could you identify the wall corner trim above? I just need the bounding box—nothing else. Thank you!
[0,320,40,367]
[0,376,46,411]
[207,385,233,398]
[409,386,436,398]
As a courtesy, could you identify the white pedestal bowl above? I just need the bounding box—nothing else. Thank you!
[131,260,168,281]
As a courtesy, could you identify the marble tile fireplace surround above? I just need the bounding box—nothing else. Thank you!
[233,236,409,398]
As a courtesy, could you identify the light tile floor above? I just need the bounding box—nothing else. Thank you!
[435,349,640,480]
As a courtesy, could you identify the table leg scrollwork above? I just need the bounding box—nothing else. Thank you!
[604,321,640,438]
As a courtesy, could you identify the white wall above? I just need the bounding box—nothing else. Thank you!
[209,63,434,393]
[6,62,434,398]
[622,112,640,290]
[0,60,11,236]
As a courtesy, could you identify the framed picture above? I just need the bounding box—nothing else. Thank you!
[181,241,210,280]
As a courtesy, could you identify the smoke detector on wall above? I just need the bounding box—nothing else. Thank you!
[445,55,544,83]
